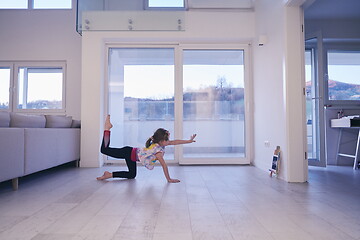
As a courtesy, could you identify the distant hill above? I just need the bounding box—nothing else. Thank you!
[306,79,360,100]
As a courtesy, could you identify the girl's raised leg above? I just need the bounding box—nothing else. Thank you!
[97,115,137,180]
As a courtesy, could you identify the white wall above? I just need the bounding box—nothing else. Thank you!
[252,0,287,175]
[80,10,255,167]
[0,0,309,181]
[81,3,308,183]
[0,1,82,119]
[252,0,307,182]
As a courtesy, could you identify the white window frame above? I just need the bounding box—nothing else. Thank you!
[103,43,252,165]
[324,43,360,107]
[177,44,252,165]
[0,62,13,111]
[0,61,66,114]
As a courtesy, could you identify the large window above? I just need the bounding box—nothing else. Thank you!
[0,0,71,9]
[326,51,360,104]
[0,62,66,112]
[17,67,64,110]
[33,0,71,9]
[146,0,186,10]
[0,0,27,9]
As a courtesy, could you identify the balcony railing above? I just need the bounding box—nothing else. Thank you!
[76,0,185,34]
[124,100,244,121]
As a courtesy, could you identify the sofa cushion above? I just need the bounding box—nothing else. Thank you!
[10,113,46,128]
[0,111,10,127]
[45,115,72,128]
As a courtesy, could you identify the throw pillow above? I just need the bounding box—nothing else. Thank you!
[10,113,46,128]
[45,115,73,128]
[71,119,81,128]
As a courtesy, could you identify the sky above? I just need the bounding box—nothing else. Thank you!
[148,0,184,7]
[123,65,244,99]
[305,65,360,84]
[19,73,63,102]
[327,66,360,84]
[305,51,360,84]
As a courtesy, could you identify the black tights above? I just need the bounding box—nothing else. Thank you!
[100,131,137,179]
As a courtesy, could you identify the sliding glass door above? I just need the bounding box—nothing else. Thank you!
[180,49,247,164]
[106,45,250,165]
[107,47,175,162]
[305,36,326,167]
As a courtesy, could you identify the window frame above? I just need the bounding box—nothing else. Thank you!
[0,61,66,114]
[0,63,13,111]
[323,43,360,107]
[104,43,252,165]
[144,0,187,10]
[177,44,251,165]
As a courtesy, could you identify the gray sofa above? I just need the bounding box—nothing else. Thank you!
[0,112,80,190]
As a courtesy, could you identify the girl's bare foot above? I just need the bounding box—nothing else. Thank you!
[96,171,112,180]
[104,115,113,130]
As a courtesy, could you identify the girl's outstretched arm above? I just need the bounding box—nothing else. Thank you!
[167,134,197,146]
[156,152,180,183]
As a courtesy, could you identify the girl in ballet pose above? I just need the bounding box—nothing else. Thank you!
[97,115,196,183]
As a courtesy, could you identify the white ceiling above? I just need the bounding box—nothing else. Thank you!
[304,0,360,20]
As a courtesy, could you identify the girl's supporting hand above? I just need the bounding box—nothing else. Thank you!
[168,178,180,183]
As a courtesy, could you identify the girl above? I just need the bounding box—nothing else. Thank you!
[97,115,196,183]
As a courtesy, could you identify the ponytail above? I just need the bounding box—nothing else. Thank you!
[145,137,152,148]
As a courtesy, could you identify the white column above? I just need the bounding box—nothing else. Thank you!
[283,5,308,182]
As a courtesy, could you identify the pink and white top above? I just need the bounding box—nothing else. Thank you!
[136,143,165,170]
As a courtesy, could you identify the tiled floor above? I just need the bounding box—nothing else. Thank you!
[0,164,359,240]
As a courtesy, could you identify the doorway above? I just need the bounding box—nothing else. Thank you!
[305,36,326,167]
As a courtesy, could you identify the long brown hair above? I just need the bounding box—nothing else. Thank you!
[145,128,169,148]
